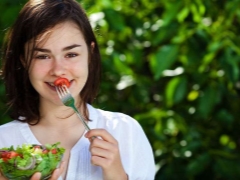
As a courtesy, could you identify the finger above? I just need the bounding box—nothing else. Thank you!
[0,172,7,180]
[58,161,65,172]
[85,129,117,143]
[91,155,111,169]
[92,155,106,165]
[90,144,120,165]
[49,168,60,180]
[90,138,118,151]
[90,147,112,158]
[30,172,41,180]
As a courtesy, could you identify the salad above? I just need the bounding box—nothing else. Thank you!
[0,142,65,180]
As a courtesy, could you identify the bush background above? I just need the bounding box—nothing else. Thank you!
[1,0,240,179]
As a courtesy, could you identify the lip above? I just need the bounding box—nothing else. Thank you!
[45,83,57,91]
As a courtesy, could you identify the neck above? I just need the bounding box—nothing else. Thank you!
[40,103,82,122]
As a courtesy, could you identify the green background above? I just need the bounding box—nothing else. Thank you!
[1,0,240,179]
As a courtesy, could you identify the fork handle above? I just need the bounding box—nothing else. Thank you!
[71,106,97,139]
[71,106,91,131]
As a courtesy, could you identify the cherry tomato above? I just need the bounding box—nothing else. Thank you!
[54,78,70,87]
[0,151,21,162]
[51,149,57,154]
[0,151,9,158]
[7,151,21,159]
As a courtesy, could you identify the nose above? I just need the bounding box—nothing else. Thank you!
[50,57,67,76]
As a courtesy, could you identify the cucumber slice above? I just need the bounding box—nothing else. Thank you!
[16,156,36,170]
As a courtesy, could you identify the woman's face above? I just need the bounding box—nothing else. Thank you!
[27,21,89,106]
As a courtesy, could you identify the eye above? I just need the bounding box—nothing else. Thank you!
[35,55,50,59]
[66,53,78,58]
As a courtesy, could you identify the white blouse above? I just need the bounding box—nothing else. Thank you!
[0,104,155,180]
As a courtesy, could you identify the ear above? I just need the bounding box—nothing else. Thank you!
[91,42,95,53]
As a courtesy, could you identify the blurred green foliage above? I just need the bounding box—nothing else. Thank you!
[1,0,240,179]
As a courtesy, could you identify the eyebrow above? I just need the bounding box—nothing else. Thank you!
[33,44,82,52]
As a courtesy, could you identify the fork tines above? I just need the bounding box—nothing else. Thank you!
[56,85,70,98]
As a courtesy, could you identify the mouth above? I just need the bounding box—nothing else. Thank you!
[45,82,57,91]
[47,82,55,87]
[45,80,73,91]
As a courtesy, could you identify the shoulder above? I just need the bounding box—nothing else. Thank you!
[0,120,22,130]
[93,106,142,129]
[0,120,26,148]
[88,105,145,137]
[0,121,25,136]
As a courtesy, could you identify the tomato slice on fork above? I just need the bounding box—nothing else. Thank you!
[54,78,70,87]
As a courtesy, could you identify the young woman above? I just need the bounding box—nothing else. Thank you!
[0,0,155,179]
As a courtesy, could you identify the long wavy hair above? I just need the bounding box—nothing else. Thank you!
[1,0,101,124]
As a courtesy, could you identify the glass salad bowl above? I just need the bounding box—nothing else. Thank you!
[0,142,65,180]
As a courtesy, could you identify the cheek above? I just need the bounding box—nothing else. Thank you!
[28,63,49,82]
[72,60,89,77]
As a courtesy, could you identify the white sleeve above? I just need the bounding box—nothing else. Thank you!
[125,118,156,180]
[98,111,156,180]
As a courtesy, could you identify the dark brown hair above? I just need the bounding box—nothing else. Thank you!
[1,0,101,124]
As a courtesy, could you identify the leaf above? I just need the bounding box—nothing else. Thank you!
[190,3,201,23]
[165,76,187,107]
[221,48,240,83]
[151,23,179,46]
[214,158,240,178]
[186,153,211,176]
[187,90,199,101]
[177,7,189,22]
[150,45,179,80]
[113,54,133,75]
[103,8,125,31]
[197,87,218,118]
[162,1,182,26]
